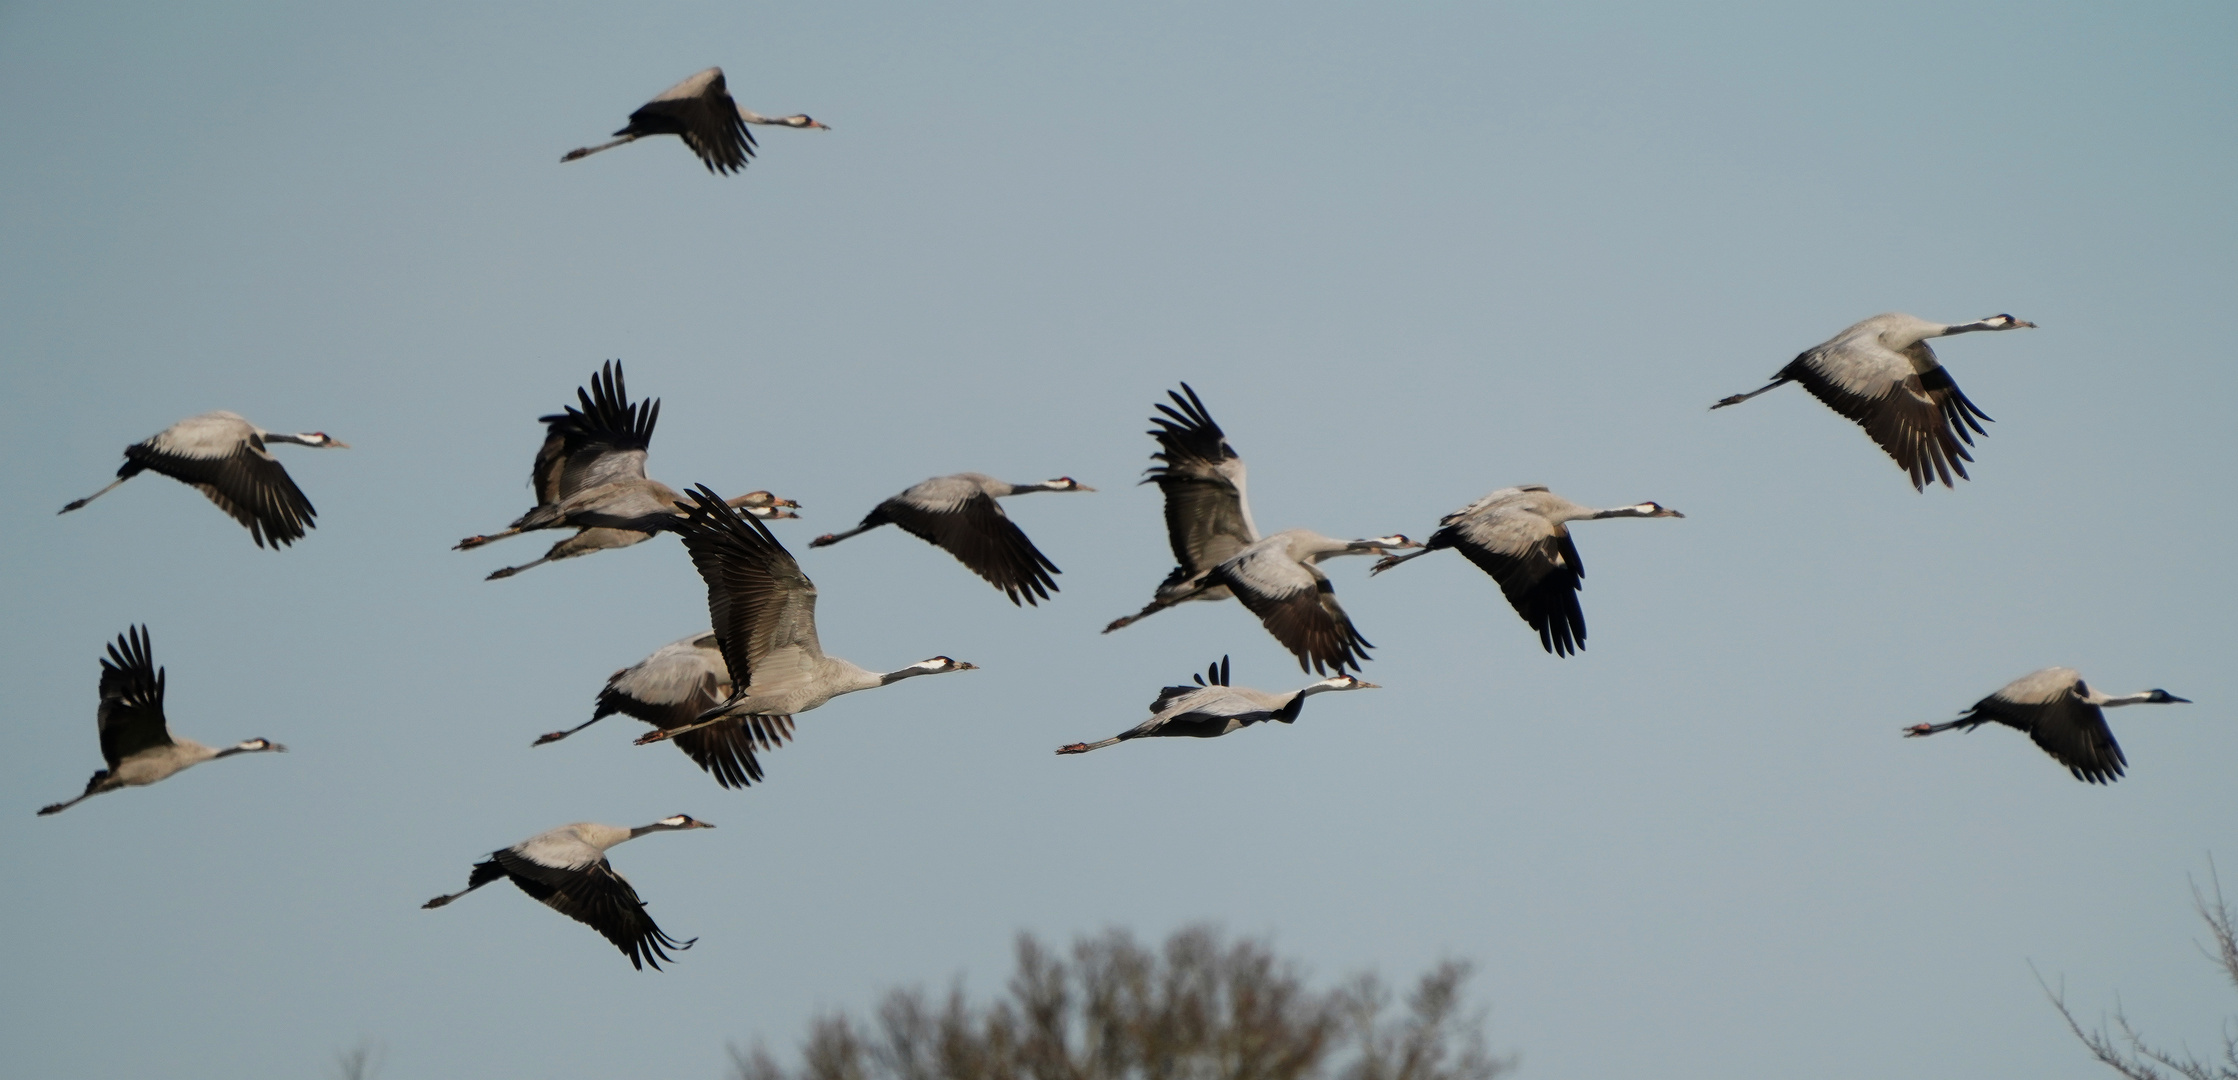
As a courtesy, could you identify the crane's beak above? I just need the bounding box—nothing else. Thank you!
[2165,694,2192,704]
[1355,681,1381,689]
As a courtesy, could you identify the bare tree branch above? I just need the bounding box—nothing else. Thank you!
[732,927,1511,1080]
[2039,857,2238,1080]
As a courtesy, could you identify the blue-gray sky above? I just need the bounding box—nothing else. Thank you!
[3,3,2232,1078]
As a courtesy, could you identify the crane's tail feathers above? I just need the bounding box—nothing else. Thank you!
[1711,378,1790,409]
[561,134,639,162]
[59,477,132,514]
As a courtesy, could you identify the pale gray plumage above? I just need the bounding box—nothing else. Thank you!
[1189,528,1418,674]
[1056,655,1377,754]
[59,410,348,548]
[633,486,977,752]
[1370,486,1682,657]
[485,493,798,581]
[1905,667,2191,784]
[457,361,797,578]
[808,472,1093,605]
[1104,384,1413,672]
[1711,312,2035,490]
[533,632,793,789]
[1106,383,1259,630]
[560,67,829,173]
[421,814,713,970]
[37,626,286,816]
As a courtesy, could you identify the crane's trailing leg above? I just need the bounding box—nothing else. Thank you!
[533,714,609,746]
[421,859,506,908]
[807,522,881,548]
[1710,377,1792,410]
[1055,738,1121,755]
[1369,548,1436,576]
[1103,598,1176,634]
[487,556,552,580]
[58,475,134,514]
[455,528,521,551]
[561,133,642,163]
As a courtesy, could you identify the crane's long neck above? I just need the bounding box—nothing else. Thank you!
[876,664,936,687]
[2097,690,2167,708]
[737,109,820,127]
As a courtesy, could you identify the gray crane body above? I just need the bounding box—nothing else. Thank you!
[1711,312,2035,490]
[1906,667,2191,784]
[635,486,976,750]
[1057,657,1376,754]
[59,409,348,549]
[37,627,286,816]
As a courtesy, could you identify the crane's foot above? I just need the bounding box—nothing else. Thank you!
[456,535,492,550]
[1055,743,1092,755]
[634,729,680,746]
[808,534,840,547]
[532,732,569,746]
[1902,724,1934,737]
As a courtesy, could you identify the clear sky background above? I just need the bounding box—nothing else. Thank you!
[2,2,2232,1078]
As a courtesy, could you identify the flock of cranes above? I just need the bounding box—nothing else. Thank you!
[33,67,2201,969]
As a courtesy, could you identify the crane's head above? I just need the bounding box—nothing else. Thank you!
[913,656,978,673]
[655,814,716,830]
[781,115,832,130]
[302,432,349,449]
[2146,689,2191,704]
[1977,314,2037,330]
[1351,535,1421,554]
[1041,477,1096,492]
[220,738,287,756]
[1310,675,1379,692]
[728,490,802,509]
[1616,502,1685,519]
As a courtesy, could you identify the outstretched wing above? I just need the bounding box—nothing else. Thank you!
[1211,546,1371,675]
[1145,384,1257,579]
[1440,510,1587,657]
[1967,679,2126,784]
[879,483,1060,605]
[95,625,173,768]
[131,416,316,548]
[625,67,756,175]
[496,851,695,970]
[674,485,824,696]
[596,633,793,788]
[534,361,659,505]
[1782,341,1992,491]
